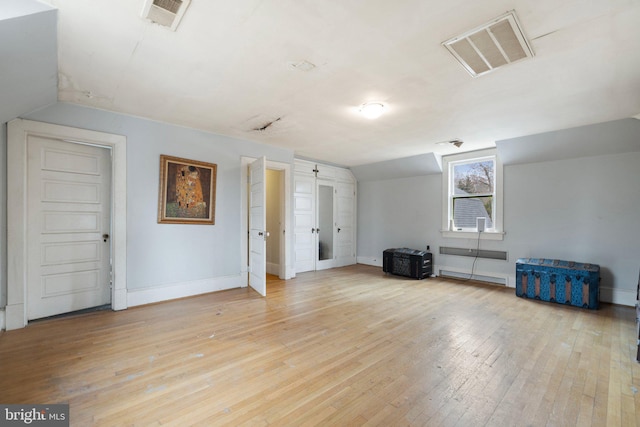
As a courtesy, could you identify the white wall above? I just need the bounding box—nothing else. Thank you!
[15,102,294,305]
[502,152,640,304]
[0,4,58,312]
[357,175,437,265]
[0,125,5,314]
[357,125,640,306]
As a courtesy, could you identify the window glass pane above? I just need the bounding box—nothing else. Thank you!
[453,160,494,195]
[442,149,501,235]
[453,196,493,228]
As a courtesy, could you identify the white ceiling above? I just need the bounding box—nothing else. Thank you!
[44,0,640,167]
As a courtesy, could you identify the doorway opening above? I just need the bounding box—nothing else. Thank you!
[240,157,292,296]
[266,169,285,277]
[6,119,127,330]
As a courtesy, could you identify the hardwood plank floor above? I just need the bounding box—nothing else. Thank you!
[1,265,638,426]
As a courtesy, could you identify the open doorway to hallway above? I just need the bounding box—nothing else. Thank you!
[266,169,284,278]
[240,156,292,296]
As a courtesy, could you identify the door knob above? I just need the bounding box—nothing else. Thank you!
[102,233,109,242]
[337,228,341,233]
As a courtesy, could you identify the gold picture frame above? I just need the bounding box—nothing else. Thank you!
[158,155,217,225]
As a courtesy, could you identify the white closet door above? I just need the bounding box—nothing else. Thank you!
[27,136,112,320]
[335,181,356,267]
[315,180,336,271]
[293,174,316,273]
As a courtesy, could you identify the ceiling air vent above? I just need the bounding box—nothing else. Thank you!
[442,10,534,77]
[142,0,191,31]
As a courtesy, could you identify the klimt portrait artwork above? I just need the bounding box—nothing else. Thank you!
[158,155,217,224]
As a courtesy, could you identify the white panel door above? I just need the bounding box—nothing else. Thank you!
[249,157,267,296]
[27,136,111,320]
[335,181,356,267]
[293,174,316,273]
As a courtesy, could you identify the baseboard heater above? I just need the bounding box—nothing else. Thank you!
[439,246,508,261]
[438,269,507,285]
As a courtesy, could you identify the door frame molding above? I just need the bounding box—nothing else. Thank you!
[6,119,127,330]
[240,157,292,283]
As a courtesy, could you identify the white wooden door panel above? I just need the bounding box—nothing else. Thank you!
[249,157,267,296]
[293,174,316,273]
[292,161,357,273]
[27,136,111,320]
[336,181,356,267]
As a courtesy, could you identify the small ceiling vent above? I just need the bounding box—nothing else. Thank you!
[142,0,191,31]
[442,11,534,77]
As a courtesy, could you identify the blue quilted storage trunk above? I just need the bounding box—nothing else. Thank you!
[516,258,600,309]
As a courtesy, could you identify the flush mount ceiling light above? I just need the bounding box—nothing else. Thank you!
[442,10,534,77]
[359,102,385,120]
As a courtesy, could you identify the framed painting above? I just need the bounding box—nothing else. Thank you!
[158,155,217,224]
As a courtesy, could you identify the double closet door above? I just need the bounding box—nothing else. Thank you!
[294,160,356,273]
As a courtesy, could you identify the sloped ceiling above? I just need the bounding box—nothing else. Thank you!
[43,0,640,167]
[0,0,57,123]
[351,152,442,182]
[496,118,640,165]
[0,0,53,19]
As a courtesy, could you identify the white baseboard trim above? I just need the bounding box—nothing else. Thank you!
[240,267,248,287]
[357,256,383,267]
[0,309,5,331]
[5,303,25,330]
[435,268,634,306]
[113,288,128,311]
[285,266,295,280]
[436,264,508,286]
[599,287,635,307]
[127,274,243,307]
[267,262,280,276]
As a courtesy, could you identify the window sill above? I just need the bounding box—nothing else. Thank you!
[440,230,505,241]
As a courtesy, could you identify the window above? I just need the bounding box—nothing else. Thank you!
[442,149,503,240]
[452,158,494,229]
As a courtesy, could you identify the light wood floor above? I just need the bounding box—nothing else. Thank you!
[1,265,638,426]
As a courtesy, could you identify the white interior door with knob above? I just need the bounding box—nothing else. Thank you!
[249,156,267,296]
[293,174,315,273]
[26,136,112,320]
[335,181,356,267]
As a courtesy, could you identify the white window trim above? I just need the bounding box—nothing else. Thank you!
[441,148,504,240]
